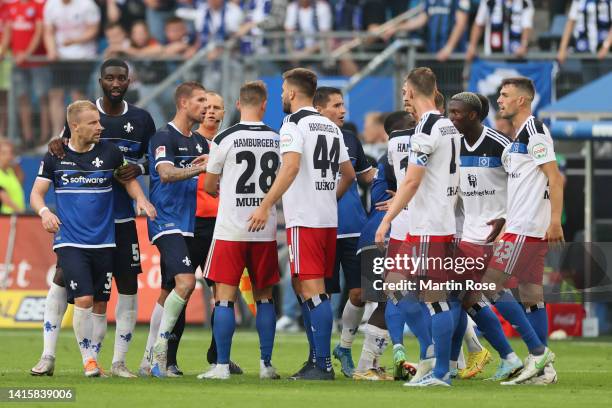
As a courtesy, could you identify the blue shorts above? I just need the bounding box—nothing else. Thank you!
[56,247,114,303]
[114,220,142,278]
[325,237,361,293]
[155,234,194,291]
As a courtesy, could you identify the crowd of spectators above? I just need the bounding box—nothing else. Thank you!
[0,0,610,147]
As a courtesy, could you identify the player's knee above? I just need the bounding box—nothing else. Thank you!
[174,274,196,299]
[74,296,94,309]
[53,267,65,287]
[253,286,274,301]
[92,301,108,314]
[349,288,364,306]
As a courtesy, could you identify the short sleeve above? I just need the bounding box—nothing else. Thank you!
[408,129,440,167]
[109,144,126,170]
[206,139,229,175]
[84,0,101,25]
[37,153,55,182]
[370,158,392,205]
[338,133,350,164]
[528,131,556,166]
[501,143,511,173]
[285,3,298,30]
[43,1,54,26]
[352,135,372,174]
[475,0,488,25]
[521,0,534,29]
[279,121,304,154]
[317,1,332,31]
[568,0,580,20]
[151,131,175,170]
[140,113,156,159]
[457,0,471,13]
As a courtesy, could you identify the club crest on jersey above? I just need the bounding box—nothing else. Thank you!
[468,174,477,188]
[155,146,166,159]
[124,122,134,133]
[479,157,490,167]
[182,256,191,266]
[92,157,104,168]
[532,143,547,159]
[196,143,203,154]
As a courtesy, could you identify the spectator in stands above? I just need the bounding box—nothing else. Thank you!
[144,0,177,43]
[162,16,197,58]
[43,0,101,137]
[235,0,287,55]
[0,138,25,214]
[328,0,366,76]
[284,0,332,57]
[466,0,534,61]
[382,0,472,61]
[106,0,147,32]
[0,0,51,147]
[361,111,387,160]
[192,0,243,60]
[557,0,612,64]
[104,22,131,57]
[127,19,163,56]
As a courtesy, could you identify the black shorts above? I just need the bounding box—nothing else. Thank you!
[325,237,361,293]
[51,61,94,93]
[188,217,216,286]
[56,247,114,303]
[114,220,142,278]
[155,233,195,291]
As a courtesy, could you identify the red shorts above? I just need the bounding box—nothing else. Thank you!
[204,239,280,289]
[287,227,336,281]
[489,233,548,285]
[455,240,493,281]
[404,234,455,281]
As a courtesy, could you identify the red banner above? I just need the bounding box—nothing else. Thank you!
[1,216,207,324]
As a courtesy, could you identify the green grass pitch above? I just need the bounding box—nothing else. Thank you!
[1,327,612,408]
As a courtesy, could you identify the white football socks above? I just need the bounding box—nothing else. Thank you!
[142,302,163,366]
[464,316,484,353]
[356,324,389,371]
[73,306,95,364]
[155,290,186,347]
[42,283,67,357]
[340,301,365,349]
[113,294,138,364]
[91,313,107,360]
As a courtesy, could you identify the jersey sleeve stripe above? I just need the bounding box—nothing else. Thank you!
[35,176,52,182]
[355,165,373,175]
[154,160,175,169]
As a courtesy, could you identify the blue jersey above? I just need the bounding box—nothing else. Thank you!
[337,130,371,238]
[62,99,156,222]
[424,0,471,52]
[37,142,125,249]
[358,154,395,252]
[148,123,207,242]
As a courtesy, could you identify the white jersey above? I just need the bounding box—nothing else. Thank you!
[407,111,461,236]
[279,107,350,228]
[502,116,556,238]
[44,0,101,59]
[387,128,414,241]
[207,121,280,241]
[460,126,511,243]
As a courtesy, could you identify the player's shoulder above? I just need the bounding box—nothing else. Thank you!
[416,112,445,135]
[516,116,548,144]
[285,108,322,125]
[97,140,123,156]
[483,126,512,147]
[389,128,415,140]
[126,103,155,122]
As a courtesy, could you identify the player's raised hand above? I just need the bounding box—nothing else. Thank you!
[247,206,268,232]
[48,138,67,158]
[41,210,61,233]
[545,221,564,248]
[136,198,157,220]
[375,190,396,212]
[115,163,142,182]
[485,218,506,243]
[375,220,391,252]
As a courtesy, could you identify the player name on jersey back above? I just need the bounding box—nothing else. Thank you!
[279,107,350,228]
[387,128,414,240]
[208,122,280,241]
[407,111,460,236]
